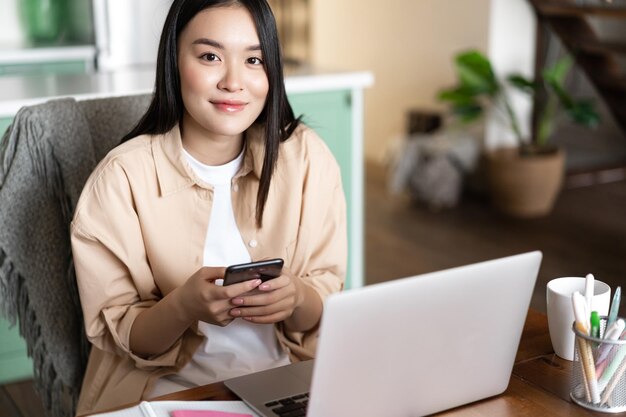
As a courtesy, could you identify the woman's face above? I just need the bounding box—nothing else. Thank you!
[177,5,269,142]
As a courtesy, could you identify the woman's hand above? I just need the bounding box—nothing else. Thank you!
[174,266,262,327]
[228,267,322,331]
[131,267,262,358]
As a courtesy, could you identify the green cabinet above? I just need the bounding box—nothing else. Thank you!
[288,90,357,289]
[0,118,12,139]
[0,60,91,77]
[0,319,33,382]
[0,120,29,383]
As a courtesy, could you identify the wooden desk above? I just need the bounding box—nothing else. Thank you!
[155,309,606,416]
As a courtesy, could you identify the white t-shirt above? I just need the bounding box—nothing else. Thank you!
[148,147,290,397]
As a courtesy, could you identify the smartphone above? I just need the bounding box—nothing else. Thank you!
[223,258,284,286]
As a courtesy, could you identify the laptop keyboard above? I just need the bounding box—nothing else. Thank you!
[265,392,309,416]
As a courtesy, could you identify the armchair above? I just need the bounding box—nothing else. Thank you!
[0,94,151,417]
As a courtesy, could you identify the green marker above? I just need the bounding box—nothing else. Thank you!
[590,311,601,339]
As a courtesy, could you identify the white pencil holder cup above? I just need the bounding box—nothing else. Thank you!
[571,316,626,413]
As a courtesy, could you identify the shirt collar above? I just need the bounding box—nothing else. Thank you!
[239,123,265,180]
[153,124,265,197]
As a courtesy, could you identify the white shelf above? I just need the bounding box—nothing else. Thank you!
[0,44,96,65]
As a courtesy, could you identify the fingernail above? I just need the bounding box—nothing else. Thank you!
[252,279,262,287]
[259,283,270,290]
[243,317,253,322]
[232,298,243,305]
[231,309,241,316]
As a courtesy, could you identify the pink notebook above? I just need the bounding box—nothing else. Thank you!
[171,411,252,417]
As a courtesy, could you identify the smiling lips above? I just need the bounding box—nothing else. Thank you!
[211,100,247,113]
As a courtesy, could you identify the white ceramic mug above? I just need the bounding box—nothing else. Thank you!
[546,277,611,361]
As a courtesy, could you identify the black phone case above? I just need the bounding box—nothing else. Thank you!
[223,258,284,285]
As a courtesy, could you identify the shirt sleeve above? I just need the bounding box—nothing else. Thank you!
[71,159,182,370]
[277,130,348,359]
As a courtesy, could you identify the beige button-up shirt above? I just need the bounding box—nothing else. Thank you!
[70,123,347,415]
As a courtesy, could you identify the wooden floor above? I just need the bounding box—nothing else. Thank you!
[2,161,625,417]
[0,380,46,417]
[364,161,626,318]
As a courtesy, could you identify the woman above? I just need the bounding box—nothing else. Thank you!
[70,0,346,414]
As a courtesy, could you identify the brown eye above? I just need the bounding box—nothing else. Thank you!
[201,53,220,62]
[247,57,263,65]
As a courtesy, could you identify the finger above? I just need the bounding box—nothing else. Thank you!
[207,298,238,319]
[231,285,290,307]
[242,311,290,324]
[257,275,289,291]
[230,297,292,318]
[209,303,242,326]
[200,266,227,279]
[214,317,234,327]
[221,279,262,298]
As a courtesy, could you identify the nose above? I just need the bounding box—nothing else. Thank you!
[217,63,243,92]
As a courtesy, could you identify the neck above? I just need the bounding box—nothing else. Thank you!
[180,112,244,165]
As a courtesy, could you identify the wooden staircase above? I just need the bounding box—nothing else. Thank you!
[528,0,626,137]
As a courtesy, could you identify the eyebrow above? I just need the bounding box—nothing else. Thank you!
[192,38,261,51]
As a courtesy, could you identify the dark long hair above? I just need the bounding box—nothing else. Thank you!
[123,0,299,227]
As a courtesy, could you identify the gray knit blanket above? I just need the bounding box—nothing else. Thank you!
[0,94,151,417]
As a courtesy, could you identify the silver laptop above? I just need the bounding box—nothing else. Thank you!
[225,251,542,417]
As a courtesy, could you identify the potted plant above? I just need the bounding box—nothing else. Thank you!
[438,49,600,217]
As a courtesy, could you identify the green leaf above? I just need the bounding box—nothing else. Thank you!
[566,100,600,128]
[455,50,500,95]
[507,74,537,93]
[543,56,573,86]
[542,55,600,131]
[550,82,574,109]
[438,86,478,104]
[451,102,483,123]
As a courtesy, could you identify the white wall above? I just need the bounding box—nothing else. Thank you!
[310,0,491,162]
[311,0,539,159]
[486,0,536,149]
[0,0,24,45]
[94,0,172,70]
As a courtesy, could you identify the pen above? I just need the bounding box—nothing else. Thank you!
[597,328,626,379]
[597,341,626,392]
[576,339,593,402]
[579,338,601,403]
[572,291,590,335]
[607,286,621,329]
[584,273,594,324]
[139,401,158,417]
[600,354,626,405]
[572,291,601,403]
[596,319,625,364]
